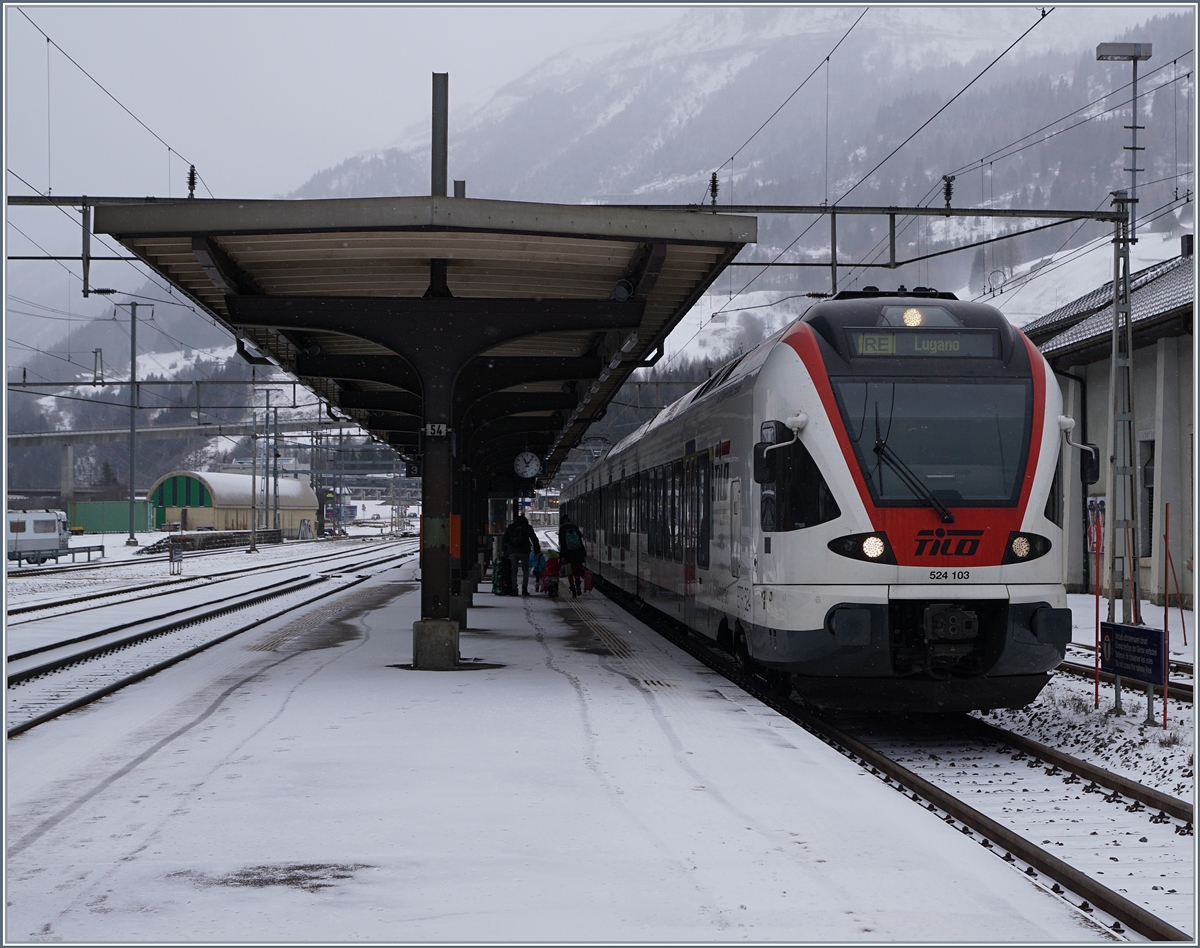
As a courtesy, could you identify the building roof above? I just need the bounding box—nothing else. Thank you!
[92,196,755,481]
[1022,255,1186,345]
[147,471,318,508]
[1029,253,1193,366]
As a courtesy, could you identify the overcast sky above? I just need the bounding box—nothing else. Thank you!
[4,3,1188,351]
[5,5,683,201]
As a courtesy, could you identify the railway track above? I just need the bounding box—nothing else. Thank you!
[6,549,417,738]
[591,574,1193,942]
[6,538,416,621]
[5,534,406,581]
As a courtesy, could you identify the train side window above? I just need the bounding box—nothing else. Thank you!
[662,465,672,561]
[698,457,710,569]
[33,520,56,533]
[673,459,684,562]
[762,437,841,531]
[1044,456,1062,527]
[9,519,26,533]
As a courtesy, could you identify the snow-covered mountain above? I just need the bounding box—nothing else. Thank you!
[289,7,1192,313]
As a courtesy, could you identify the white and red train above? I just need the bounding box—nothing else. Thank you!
[561,288,1073,711]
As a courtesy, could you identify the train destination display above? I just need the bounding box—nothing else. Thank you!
[848,328,1000,358]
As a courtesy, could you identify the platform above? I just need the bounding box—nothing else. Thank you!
[6,566,1107,942]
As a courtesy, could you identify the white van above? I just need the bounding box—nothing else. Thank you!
[7,510,70,565]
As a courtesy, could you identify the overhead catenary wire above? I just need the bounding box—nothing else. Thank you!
[674,7,1058,352]
[835,7,1054,208]
[697,7,869,204]
[16,8,215,198]
[941,53,1193,183]
[7,167,228,332]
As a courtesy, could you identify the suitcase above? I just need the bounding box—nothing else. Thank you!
[583,568,594,593]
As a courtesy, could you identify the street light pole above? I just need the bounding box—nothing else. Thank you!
[1095,42,1152,715]
[1097,43,1153,241]
[126,301,139,546]
[248,411,259,554]
[274,406,281,532]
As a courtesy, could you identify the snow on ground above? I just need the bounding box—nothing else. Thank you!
[976,595,1195,801]
[978,675,1193,802]
[3,534,394,603]
[5,574,1109,942]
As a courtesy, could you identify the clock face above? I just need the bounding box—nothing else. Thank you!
[514,451,542,479]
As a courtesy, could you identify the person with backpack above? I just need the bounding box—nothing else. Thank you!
[502,514,540,596]
[558,515,587,597]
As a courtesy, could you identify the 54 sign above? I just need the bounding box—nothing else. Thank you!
[423,423,449,437]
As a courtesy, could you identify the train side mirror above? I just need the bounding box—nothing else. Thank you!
[1080,444,1100,485]
[753,420,789,484]
[753,442,775,484]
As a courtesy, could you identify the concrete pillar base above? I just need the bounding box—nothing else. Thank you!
[413,619,459,670]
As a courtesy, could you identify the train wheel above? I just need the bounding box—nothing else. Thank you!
[733,628,752,672]
[764,668,792,699]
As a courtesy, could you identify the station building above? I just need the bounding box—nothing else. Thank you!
[1027,237,1193,606]
[147,471,319,539]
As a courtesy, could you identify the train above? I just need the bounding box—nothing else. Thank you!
[7,509,72,566]
[561,287,1074,712]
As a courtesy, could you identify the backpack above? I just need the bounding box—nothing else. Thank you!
[562,526,584,553]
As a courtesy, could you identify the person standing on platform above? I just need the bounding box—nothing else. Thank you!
[558,515,587,597]
[503,514,540,596]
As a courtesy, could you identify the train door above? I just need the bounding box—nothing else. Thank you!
[683,456,697,629]
[730,478,741,578]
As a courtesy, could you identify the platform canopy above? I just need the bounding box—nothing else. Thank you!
[93,195,755,481]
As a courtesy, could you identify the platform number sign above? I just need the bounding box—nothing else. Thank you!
[423,423,448,437]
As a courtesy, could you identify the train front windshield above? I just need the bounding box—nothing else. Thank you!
[835,379,1031,506]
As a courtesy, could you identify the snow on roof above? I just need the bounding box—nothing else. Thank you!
[1023,255,1191,344]
[147,470,318,508]
[1037,255,1193,357]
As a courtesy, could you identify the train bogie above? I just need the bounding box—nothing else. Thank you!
[563,290,1073,712]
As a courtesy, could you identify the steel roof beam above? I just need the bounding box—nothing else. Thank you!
[454,357,601,416]
[468,415,564,457]
[294,354,421,394]
[191,237,263,296]
[461,391,577,428]
[336,390,422,415]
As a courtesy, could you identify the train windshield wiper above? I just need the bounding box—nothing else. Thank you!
[872,406,954,523]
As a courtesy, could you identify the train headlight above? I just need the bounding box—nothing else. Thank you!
[862,535,886,559]
[828,532,896,565]
[1002,532,1051,565]
[903,307,923,327]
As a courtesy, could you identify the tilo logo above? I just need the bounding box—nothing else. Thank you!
[915,528,984,556]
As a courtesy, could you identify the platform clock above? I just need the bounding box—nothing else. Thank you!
[514,451,542,479]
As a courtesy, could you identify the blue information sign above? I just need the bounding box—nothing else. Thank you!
[1099,622,1165,686]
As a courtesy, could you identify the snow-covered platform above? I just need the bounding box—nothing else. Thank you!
[7,567,1109,942]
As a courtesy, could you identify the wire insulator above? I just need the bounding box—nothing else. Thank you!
[942,174,956,208]
[187,165,197,199]
[709,172,720,206]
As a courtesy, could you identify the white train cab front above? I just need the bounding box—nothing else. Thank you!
[742,294,1072,711]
